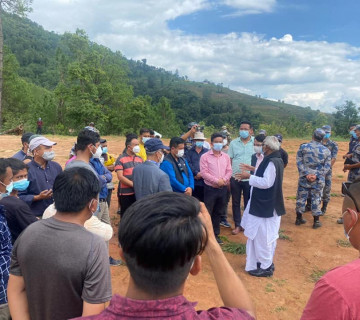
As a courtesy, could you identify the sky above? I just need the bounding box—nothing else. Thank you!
[28,0,360,112]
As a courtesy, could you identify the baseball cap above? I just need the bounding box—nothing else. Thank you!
[259,129,267,135]
[322,125,331,133]
[100,138,107,144]
[313,128,325,140]
[274,133,283,143]
[145,139,170,152]
[29,136,57,151]
[21,132,34,144]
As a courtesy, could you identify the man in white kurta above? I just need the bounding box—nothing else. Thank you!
[237,136,285,277]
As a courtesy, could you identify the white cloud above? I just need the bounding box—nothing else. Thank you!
[28,0,360,112]
[222,0,277,15]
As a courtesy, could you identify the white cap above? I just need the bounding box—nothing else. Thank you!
[29,136,57,151]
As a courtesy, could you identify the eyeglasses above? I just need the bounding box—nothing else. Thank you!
[342,182,360,212]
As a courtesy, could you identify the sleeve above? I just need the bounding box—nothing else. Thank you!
[9,238,22,276]
[296,146,314,176]
[82,237,112,304]
[185,160,194,190]
[224,155,233,183]
[84,216,113,242]
[159,174,173,192]
[331,142,339,159]
[200,154,218,186]
[228,141,234,159]
[249,162,276,189]
[114,157,123,172]
[300,278,351,320]
[318,150,331,178]
[16,203,37,230]
[282,150,289,166]
[160,161,187,193]
[103,166,112,183]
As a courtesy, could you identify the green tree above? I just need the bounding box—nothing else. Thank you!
[333,100,359,136]
[0,0,33,128]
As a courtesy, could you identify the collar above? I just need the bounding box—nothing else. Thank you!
[256,153,264,159]
[209,149,222,156]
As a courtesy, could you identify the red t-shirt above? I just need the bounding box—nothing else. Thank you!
[301,258,360,320]
[72,294,254,320]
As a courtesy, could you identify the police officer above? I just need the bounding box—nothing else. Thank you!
[295,128,331,229]
[321,125,338,214]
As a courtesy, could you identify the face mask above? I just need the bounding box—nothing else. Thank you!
[176,149,185,158]
[142,137,150,144]
[213,143,223,152]
[132,145,140,154]
[158,152,164,164]
[324,133,331,139]
[0,181,13,196]
[223,139,228,146]
[91,146,102,159]
[239,130,249,139]
[195,141,204,148]
[42,151,55,161]
[102,147,108,154]
[351,131,358,139]
[13,179,30,191]
[254,146,263,154]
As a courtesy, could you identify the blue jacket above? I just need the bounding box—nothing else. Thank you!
[90,158,112,199]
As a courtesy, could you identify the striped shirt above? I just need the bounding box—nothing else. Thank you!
[115,152,143,195]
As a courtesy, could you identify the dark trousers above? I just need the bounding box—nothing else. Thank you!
[204,185,228,237]
[36,126,42,134]
[221,188,231,221]
[230,177,250,227]
[119,194,136,217]
[193,185,204,202]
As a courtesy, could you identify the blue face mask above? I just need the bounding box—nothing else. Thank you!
[239,130,249,139]
[213,143,223,151]
[102,147,108,154]
[195,141,204,148]
[350,130,357,139]
[324,133,331,139]
[13,179,30,191]
[0,181,13,197]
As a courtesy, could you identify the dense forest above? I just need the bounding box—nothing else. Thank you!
[1,12,348,137]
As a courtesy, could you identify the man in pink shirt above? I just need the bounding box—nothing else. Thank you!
[200,133,232,245]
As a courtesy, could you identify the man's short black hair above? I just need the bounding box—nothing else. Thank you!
[0,159,10,181]
[140,128,150,135]
[254,134,265,143]
[75,129,100,152]
[7,158,28,175]
[125,134,138,148]
[240,121,253,129]
[170,137,184,149]
[53,167,101,213]
[118,192,207,296]
[211,133,224,142]
[149,129,155,135]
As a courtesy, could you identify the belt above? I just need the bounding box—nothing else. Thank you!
[99,199,107,202]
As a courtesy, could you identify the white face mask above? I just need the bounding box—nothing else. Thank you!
[132,145,140,154]
[158,152,164,163]
[254,146,263,154]
[42,151,55,161]
[91,146,102,159]
[223,139,228,146]
[176,149,185,158]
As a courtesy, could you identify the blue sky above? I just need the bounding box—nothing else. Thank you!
[29,0,360,112]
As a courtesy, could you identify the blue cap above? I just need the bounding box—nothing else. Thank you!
[314,128,325,140]
[144,139,170,152]
[274,133,283,142]
[322,125,331,133]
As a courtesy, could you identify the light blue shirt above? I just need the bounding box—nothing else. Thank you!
[228,136,254,181]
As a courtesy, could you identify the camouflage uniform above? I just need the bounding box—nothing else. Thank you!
[296,141,331,216]
[321,139,338,203]
[348,142,360,182]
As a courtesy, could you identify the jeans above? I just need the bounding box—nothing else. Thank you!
[230,177,250,227]
[204,185,228,237]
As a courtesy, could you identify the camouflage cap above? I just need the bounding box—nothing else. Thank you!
[314,128,325,140]
[355,124,360,131]
[322,125,331,133]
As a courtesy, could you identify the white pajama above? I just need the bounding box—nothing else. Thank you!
[241,162,282,271]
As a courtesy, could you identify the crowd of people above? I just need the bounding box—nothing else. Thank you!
[0,120,359,319]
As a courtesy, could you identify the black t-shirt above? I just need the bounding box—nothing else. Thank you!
[0,196,37,244]
[279,148,289,167]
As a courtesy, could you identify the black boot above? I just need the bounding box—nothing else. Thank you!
[321,202,328,215]
[295,213,307,225]
[313,216,322,229]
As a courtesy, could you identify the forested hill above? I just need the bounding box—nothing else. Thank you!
[2,12,330,136]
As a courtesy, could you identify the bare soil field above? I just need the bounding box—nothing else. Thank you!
[0,134,356,320]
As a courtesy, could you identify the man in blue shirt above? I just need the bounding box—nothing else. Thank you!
[0,159,14,320]
[161,137,194,195]
[19,136,62,217]
[12,132,34,162]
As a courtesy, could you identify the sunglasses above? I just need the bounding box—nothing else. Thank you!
[342,182,360,212]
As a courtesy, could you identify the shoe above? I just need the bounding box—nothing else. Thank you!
[257,262,275,272]
[220,220,231,228]
[295,217,307,225]
[231,226,244,235]
[109,256,123,266]
[248,267,273,277]
[313,221,322,229]
[216,236,224,245]
[337,217,343,224]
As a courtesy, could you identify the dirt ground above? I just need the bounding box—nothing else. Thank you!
[0,134,357,320]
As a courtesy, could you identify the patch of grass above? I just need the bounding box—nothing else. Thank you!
[219,235,229,243]
[286,196,296,200]
[279,229,292,241]
[337,239,351,248]
[337,175,344,179]
[310,268,327,282]
[273,279,287,287]
[221,241,246,255]
[274,306,287,312]
[330,193,341,197]
[265,283,275,293]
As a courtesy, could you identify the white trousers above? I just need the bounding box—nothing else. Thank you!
[245,221,278,271]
